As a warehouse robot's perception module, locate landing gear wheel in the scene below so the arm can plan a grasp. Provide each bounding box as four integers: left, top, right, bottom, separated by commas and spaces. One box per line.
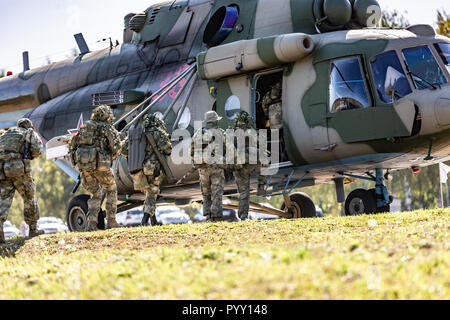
368, 189, 391, 214
345, 189, 376, 216
66, 194, 90, 232
281, 193, 316, 218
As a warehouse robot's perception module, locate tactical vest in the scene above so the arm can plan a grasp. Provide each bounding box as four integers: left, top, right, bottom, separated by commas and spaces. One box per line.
75, 121, 110, 171
0, 129, 26, 158
192, 127, 226, 168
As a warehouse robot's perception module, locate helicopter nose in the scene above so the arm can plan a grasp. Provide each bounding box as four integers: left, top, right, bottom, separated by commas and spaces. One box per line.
434, 88, 450, 126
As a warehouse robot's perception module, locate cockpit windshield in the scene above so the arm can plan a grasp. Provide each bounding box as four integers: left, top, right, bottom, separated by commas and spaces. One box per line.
402, 45, 448, 90
434, 43, 450, 74
370, 50, 412, 104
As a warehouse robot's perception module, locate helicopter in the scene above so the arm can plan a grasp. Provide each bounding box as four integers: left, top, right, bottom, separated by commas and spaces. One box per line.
0, 0, 449, 231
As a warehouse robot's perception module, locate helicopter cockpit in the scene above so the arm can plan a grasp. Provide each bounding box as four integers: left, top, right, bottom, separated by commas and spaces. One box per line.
329, 41, 450, 113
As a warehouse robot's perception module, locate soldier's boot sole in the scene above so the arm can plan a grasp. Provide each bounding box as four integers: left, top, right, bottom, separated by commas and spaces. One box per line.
106, 219, 121, 230
86, 219, 98, 232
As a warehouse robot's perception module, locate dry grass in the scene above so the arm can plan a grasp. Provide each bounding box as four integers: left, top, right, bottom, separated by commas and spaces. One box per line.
0, 209, 449, 299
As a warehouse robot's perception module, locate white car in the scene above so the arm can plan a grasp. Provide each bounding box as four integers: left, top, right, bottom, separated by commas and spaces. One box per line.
116, 208, 144, 227
3, 221, 19, 239
37, 217, 67, 234
155, 206, 192, 225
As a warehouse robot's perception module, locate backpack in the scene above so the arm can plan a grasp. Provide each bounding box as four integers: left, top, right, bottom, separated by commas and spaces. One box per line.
0, 128, 26, 156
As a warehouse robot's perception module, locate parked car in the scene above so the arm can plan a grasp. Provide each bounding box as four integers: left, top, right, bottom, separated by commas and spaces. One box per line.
155, 206, 192, 225
37, 217, 67, 234
3, 221, 19, 239
116, 208, 144, 227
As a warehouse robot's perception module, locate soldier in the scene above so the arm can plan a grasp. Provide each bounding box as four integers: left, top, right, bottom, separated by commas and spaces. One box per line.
191, 111, 226, 222
122, 114, 172, 226
68, 105, 122, 231
261, 81, 282, 130
261, 81, 287, 161
230, 111, 266, 220
0, 118, 43, 243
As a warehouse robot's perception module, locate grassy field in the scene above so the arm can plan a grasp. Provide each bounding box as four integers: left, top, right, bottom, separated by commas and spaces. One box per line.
0, 209, 449, 300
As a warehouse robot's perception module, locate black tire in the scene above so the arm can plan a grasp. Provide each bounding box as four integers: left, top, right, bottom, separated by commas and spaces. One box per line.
345, 189, 376, 216
281, 192, 316, 218
66, 194, 90, 232
368, 189, 391, 214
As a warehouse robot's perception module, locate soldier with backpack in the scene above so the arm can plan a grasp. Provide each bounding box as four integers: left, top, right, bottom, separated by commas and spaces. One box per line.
0, 118, 43, 243
68, 105, 122, 231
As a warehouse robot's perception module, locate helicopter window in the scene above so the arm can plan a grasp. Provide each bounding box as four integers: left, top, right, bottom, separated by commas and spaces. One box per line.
370, 50, 412, 104
434, 43, 450, 74
402, 45, 448, 90
225, 95, 241, 119
329, 57, 370, 112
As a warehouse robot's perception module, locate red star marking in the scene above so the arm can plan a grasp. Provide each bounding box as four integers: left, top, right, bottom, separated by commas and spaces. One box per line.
68, 114, 84, 135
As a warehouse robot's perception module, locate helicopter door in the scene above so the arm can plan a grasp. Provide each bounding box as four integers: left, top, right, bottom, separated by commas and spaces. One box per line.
326, 56, 416, 144
253, 70, 288, 162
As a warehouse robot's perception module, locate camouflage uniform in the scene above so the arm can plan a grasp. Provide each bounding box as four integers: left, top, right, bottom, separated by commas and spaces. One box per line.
0, 119, 43, 243
68, 105, 122, 231
229, 111, 266, 220
122, 114, 172, 226
191, 111, 226, 222
261, 81, 283, 130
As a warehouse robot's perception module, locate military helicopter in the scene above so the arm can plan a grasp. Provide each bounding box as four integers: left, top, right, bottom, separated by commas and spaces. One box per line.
0, 0, 449, 231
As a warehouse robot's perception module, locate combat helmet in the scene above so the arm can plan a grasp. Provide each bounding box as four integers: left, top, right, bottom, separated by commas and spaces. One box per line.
233, 111, 253, 128
204, 111, 222, 125
91, 105, 114, 123
17, 118, 33, 129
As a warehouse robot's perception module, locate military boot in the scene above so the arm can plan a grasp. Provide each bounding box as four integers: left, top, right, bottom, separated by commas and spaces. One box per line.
0, 221, 5, 244
28, 224, 44, 239
141, 213, 151, 226
86, 217, 98, 232
150, 214, 158, 226
106, 216, 121, 229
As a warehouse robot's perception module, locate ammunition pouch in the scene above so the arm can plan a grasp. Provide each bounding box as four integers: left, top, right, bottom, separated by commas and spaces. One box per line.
97, 151, 112, 172
3, 159, 25, 178
75, 146, 97, 171
131, 170, 150, 191
142, 160, 156, 177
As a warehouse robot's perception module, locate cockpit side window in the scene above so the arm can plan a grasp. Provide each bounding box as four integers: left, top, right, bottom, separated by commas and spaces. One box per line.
329, 56, 370, 112
402, 45, 448, 90
434, 43, 450, 74
370, 50, 412, 104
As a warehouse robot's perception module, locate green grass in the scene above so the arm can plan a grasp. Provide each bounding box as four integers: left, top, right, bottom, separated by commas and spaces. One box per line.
0, 209, 449, 300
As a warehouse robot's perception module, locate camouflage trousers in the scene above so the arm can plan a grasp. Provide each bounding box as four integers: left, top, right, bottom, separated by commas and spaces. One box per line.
233, 165, 266, 220
199, 167, 225, 219
0, 173, 40, 226
141, 175, 163, 218
80, 169, 117, 221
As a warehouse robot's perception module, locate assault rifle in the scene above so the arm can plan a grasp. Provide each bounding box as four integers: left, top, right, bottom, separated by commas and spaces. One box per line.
145, 132, 176, 184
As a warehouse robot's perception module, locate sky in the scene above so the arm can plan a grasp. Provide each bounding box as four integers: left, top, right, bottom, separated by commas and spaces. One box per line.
0, 0, 448, 73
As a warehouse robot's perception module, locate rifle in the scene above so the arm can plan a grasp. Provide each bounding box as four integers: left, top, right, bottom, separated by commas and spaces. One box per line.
176, 167, 198, 185
22, 129, 33, 160
145, 132, 176, 184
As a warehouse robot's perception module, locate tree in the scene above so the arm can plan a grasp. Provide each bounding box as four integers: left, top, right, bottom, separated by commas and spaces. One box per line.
0, 70, 4, 78
436, 10, 450, 37
380, 10, 410, 28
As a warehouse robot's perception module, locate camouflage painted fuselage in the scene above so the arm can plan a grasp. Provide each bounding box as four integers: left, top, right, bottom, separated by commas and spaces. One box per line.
0, 0, 449, 203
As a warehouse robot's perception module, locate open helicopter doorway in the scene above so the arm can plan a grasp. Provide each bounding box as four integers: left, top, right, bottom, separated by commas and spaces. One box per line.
253, 70, 289, 163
